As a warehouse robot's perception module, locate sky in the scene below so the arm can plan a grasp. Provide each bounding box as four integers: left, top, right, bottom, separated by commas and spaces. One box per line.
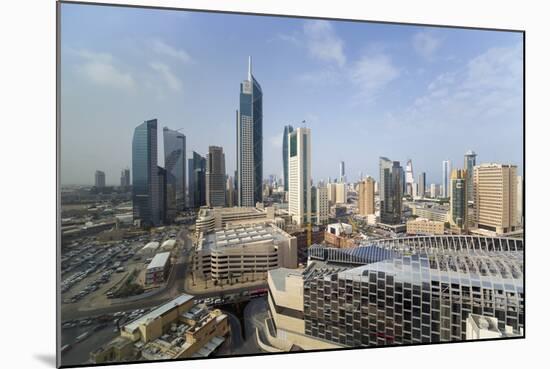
60, 3, 523, 186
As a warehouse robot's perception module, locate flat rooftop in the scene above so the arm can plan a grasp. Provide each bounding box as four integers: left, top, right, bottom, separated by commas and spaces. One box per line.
269, 268, 303, 292
198, 224, 289, 252
146, 252, 171, 270
124, 294, 194, 333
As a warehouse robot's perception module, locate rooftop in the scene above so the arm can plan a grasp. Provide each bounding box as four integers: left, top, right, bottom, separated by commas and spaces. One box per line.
198, 224, 289, 252
269, 268, 303, 292
124, 294, 194, 333
147, 252, 171, 270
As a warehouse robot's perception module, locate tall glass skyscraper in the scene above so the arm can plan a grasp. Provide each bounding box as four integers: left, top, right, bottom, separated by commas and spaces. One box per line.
206, 146, 226, 207
450, 169, 468, 232
282, 125, 294, 192
442, 160, 452, 198
188, 151, 206, 209
163, 127, 186, 221
379, 157, 403, 224
464, 150, 477, 203
237, 57, 263, 206
132, 119, 160, 227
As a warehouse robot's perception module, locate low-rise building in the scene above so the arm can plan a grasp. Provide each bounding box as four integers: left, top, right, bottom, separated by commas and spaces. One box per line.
324, 223, 354, 248
90, 294, 229, 363
406, 217, 445, 235
194, 223, 297, 283
145, 252, 171, 285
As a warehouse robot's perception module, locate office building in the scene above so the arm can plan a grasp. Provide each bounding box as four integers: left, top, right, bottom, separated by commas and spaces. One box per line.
188, 152, 206, 209
411, 204, 449, 223
95, 170, 106, 188
157, 166, 167, 224
194, 224, 297, 283
473, 164, 518, 234
91, 294, 229, 363
163, 128, 186, 220
430, 183, 438, 198
120, 168, 130, 189
282, 125, 294, 192
205, 146, 226, 207
418, 172, 426, 198
405, 159, 414, 196
450, 169, 468, 233
406, 218, 445, 235
316, 186, 329, 225
339, 161, 346, 183
288, 127, 311, 226
226, 176, 235, 207
358, 177, 375, 216
237, 57, 263, 207
327, 182, 337, 204
379, 157, 403, 224
335, 182, 347, 204
442, 160, 452, 198
132, 119, 160, 227
464, 150, 477, 203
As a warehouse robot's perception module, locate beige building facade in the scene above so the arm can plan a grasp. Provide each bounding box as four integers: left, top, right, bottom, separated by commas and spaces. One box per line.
406, 218, 445, 235
358, 176, 375, 216
473, 164, 518, 234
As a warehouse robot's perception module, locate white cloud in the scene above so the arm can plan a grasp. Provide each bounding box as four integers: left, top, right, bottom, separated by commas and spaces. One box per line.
149, 62, 182, 92
303, 20, 346, 67
403, 42, 522, 128
150, 39, 192, 64
413, 31, 441, 60
75, 49, 135, 91
349, 54, 399, 101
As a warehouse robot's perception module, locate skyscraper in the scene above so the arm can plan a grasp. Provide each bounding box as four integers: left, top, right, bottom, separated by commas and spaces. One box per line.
120, 168, 130, 189
288, 127, 311, 226
226, 176, 235, 207
464, 150, 477, 203
206, 146, 226, 207
236, 57, 263, 207
379, 157, 403, 224
450, 169, 468, 233
474, 164, 518, 234
316, 185, 329, 225
442, 160, 452, 198
405, 159, 414, 196
95, 170, 106, 188
157, 166, 167, 224
418, 172, 426, 198
358, 176, 375, 216
339, 161, 345, 183
132, 119, 159, 227
188, 152, 206, 209
163, 128, 186, 220
282, 125, 294, 192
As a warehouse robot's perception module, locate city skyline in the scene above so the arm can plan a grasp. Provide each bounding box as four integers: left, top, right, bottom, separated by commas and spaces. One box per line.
60, 4, 523, 187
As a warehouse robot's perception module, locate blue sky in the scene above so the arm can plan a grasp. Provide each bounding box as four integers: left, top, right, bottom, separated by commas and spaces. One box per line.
60, 3, 523, 186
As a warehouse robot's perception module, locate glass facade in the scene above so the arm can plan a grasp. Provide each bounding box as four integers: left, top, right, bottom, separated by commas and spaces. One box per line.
304, 236, 524, 347
163, 127, 186, 221
237, 58, 263, 206
189, 151, 206, 209
464, 151, 477, 203
132, 119, 160, 227
282, 125, 294, 192
380, 157, 403, 224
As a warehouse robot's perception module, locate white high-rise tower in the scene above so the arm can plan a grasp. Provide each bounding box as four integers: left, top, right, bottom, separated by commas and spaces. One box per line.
288, 127, 312, 226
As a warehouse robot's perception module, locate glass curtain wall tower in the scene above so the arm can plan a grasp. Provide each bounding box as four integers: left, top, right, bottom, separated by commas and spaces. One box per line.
379, 157, 403, 224
132, 119, 160, 227
163, 127, 186, 221
282, 125, 294, 192
206, 146, 226, 207
464, 150, 477, 203
237, 57, 263, 206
